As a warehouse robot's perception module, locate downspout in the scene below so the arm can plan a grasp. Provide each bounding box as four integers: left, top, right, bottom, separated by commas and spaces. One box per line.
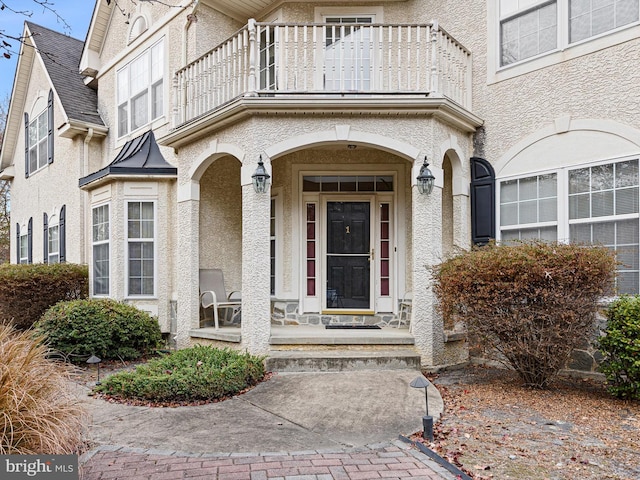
80, 127, 94, 265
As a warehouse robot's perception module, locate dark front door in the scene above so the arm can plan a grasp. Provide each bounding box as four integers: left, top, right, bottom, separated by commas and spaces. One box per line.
326, 201, 371, 309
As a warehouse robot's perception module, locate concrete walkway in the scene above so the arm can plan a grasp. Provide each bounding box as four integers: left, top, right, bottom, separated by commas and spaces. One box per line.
76, 370, 457, 479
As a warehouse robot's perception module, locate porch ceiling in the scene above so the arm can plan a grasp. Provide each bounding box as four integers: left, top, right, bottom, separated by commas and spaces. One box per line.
200, 0, 406, 22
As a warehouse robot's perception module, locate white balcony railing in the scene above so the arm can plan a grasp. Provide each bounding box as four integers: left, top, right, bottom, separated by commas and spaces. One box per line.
173, 20, 472, 127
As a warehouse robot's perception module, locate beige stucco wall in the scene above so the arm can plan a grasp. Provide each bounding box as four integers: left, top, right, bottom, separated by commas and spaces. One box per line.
175, 109, 472, 364
419, 0, 640, 170
8, 51, 90, 266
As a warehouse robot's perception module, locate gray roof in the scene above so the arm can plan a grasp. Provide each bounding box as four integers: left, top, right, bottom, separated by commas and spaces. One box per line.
26, 21, 104, 126
79, 130, 177, 187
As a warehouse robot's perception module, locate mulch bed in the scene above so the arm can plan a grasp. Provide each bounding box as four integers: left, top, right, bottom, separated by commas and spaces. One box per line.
412, 365, 639, 480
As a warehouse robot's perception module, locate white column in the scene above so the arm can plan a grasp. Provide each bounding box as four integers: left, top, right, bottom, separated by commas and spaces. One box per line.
240, 164, 271, 355
176, 188, 200, 348
411, 172, 445, 367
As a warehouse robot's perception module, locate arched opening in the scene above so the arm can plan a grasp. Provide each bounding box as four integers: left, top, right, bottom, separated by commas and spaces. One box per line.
267, 144, 411, 327
198, 154, 242, 326
442, 155, 454, 259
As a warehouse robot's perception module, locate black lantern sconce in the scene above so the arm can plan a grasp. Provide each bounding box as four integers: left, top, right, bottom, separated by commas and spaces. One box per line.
416, 156, 435, 195
252, 155, 271, 193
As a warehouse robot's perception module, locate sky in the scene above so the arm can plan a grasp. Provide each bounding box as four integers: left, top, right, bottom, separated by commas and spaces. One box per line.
0, 0, 95, 101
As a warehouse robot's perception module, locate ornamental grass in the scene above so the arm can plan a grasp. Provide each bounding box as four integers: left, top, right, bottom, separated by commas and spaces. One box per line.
0, 324, 86, 454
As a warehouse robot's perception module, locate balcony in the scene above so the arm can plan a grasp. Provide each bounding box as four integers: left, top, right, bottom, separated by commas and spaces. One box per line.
167, 20, 476, 145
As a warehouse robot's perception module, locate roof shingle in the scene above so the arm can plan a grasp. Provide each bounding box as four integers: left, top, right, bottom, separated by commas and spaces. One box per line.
26, 21, 104, 126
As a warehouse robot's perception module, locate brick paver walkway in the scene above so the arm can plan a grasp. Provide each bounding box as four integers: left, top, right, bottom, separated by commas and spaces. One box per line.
79, 441, 455, 480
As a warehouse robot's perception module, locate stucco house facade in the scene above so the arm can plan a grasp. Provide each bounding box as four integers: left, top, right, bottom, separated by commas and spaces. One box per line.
1, 0, 639, 371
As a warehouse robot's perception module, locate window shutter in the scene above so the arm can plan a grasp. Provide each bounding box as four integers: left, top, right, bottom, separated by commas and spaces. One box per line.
470, 157, 496, 245
59, 205, 66, 263
15, 223, 20, 263
47, 89, 54, 165
24, 113, 29, 178
43, 213, 48, 263
27, 217, 33, 264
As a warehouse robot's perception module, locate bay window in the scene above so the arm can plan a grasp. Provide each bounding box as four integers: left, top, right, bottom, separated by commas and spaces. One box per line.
127, 201, 155, 296
92, 204, 110, 296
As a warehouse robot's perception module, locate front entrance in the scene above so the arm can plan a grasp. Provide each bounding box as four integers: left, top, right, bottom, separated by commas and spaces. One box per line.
325, 200, 372, 311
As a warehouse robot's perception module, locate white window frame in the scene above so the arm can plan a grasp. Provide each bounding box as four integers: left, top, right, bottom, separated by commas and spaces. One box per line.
497, 156, 640, 293
125, 200, 156, 298
489, 0, 640, 81
92, 203, 110, 297
117, 38, 164, 138
28, 109, 48, 175
270, 188, 284, 298
19, 233, 28, 264
48, 223, 60, 264
314, 7, 383, 91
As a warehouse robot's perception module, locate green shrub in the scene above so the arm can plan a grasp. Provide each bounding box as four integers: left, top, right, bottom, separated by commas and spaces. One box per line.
95, 345, 265, 403
599, 295, 640, 399
0, 263, 88, 330
34, 299, 162, 361
0, 324, 86, 454
433, 241, 616, 388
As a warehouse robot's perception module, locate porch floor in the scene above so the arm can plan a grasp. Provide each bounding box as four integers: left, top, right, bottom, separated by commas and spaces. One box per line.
189, 325, 414, 345
270, 325, 414, 345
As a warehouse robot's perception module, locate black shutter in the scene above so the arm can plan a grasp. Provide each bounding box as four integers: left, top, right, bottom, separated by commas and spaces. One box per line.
27, 217, 33, 264
47, 89, 54, 165
24, 113, 29, 178
15, 223, 20, 263
59, 205, 66, 263
43, 213, 48, 263
470, 157, 496, 245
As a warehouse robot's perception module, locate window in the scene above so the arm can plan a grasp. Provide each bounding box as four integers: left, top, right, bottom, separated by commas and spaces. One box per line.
127, 201, 155, 296
570, 0, 639, 43
499, 0, 640, 66
270, 197, 276, 296
499, 173, 558, 241
27, 110, 48, 173
306, 203, 317, 297
44, 207, 65, 264
48, 225, 59, 264
92, 204, 110, 296
16, 218, 32, 264
324, 16, 373, 90
498, 158, 640, 293
24, 90, 53, 177
568, 160, 639, 293
303, 175, 393, 192
117, 40, 164, 137
19, 233, 28, 264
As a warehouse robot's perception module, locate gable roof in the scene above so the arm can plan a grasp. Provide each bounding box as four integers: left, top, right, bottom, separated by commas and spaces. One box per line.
25, 22, 104, 126
1, 21, 107, 173
79, 130, 177, 188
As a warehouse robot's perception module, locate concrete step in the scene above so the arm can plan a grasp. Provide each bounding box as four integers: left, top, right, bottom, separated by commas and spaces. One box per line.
265, 349, 421, 372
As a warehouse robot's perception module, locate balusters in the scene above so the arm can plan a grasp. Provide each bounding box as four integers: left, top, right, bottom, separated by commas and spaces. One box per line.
172, 20, 472, 125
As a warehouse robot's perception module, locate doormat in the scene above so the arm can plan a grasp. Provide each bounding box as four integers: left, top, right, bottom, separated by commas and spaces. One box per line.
325, 325, 381, 329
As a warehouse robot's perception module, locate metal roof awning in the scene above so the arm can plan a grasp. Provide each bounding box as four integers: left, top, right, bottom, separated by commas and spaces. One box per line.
79, 130, 177, 187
